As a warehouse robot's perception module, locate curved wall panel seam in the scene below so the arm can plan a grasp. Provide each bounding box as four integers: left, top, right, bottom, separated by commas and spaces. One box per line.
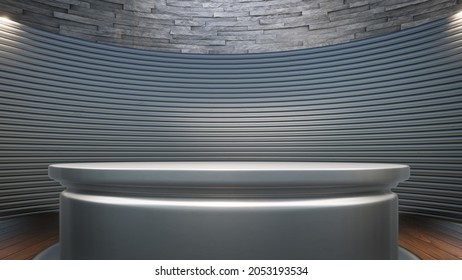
0, 17, 461, 221
3, 44, 460, 79
3, 51, 462, 82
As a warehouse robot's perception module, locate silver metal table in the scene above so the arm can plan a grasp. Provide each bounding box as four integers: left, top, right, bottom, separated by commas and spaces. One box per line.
49, 161, 410, 259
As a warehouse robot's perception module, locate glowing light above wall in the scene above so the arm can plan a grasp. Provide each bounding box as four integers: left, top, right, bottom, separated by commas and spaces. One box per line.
0, 16, 12, 23
0, 16, 18, 30
455, 10, 462, 18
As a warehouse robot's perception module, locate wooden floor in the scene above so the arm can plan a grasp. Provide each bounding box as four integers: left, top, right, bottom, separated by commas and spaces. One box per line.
0, 213, 460, 259
398, 214, 462, 260
0, 213, 59, 260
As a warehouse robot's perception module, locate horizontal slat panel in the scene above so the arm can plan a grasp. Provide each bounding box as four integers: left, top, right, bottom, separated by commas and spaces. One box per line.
0, 17, 461, 220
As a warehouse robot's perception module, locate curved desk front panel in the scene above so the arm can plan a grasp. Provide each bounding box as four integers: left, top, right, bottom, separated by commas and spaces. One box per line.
50, 162, 409, 259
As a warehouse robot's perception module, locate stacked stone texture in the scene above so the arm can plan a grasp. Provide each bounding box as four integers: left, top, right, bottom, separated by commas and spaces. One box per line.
1, 0, 461, 53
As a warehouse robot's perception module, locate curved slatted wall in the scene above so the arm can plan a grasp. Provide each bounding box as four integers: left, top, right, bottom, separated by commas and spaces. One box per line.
0, 17, 461, 221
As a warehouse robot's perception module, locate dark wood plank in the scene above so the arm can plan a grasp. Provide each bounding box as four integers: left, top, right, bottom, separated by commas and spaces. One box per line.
398, 214, 462, 260
398, 229, 460, 259
0, 213, 59, 259
399, 240, 438, 260
400, 215, 462, 251
425, 218, 462, 235
0, 224, 58, 255
5, 235, 59, 260
0, 219, 51, 243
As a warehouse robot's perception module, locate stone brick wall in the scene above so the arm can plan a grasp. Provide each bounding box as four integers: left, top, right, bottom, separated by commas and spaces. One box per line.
1, 0, 462, 53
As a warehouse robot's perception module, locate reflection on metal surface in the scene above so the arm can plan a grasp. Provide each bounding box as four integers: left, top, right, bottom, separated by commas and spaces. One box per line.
62, 190, 397, 208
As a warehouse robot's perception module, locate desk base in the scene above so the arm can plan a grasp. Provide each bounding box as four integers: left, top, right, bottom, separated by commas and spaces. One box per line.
34, 243, 419, 260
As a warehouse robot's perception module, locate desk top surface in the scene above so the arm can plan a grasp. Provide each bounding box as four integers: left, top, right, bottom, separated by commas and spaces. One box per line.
50, 161, 407, 171
49, 162, 410, 191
